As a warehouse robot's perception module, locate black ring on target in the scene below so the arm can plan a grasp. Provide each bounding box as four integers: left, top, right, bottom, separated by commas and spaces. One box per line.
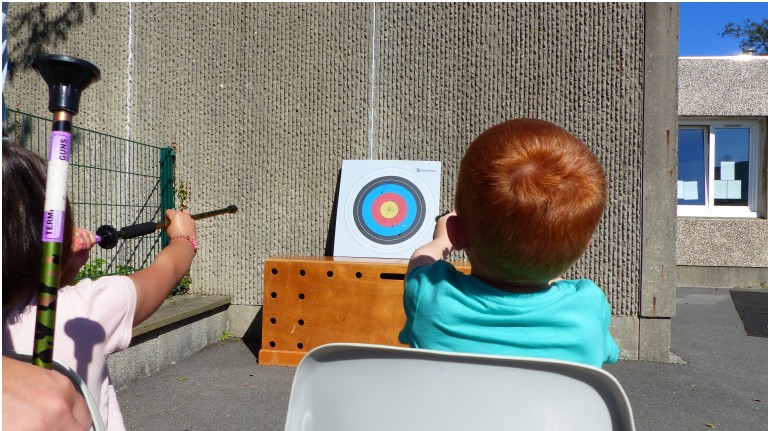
352, 175, 427, 244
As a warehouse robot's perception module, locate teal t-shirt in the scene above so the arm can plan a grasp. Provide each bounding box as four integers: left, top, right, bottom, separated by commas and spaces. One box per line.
399, 260, 620, 368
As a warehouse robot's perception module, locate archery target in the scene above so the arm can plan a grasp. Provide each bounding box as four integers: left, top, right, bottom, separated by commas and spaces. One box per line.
334, 160, 441, 258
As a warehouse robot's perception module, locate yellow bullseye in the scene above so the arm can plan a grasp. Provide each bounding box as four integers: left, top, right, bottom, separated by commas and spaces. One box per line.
380, 201, 399, 219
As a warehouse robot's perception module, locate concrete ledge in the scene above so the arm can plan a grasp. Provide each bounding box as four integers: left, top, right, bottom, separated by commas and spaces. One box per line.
132, 294, 232, 337
226, 303, 262, 339
639, 317, 672, 362
109, 295, 231, 388
611, 316, 640, 361
677, 265, 768, 289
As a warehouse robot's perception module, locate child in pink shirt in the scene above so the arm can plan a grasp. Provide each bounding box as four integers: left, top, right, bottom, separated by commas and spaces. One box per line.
2, 141, 199, 430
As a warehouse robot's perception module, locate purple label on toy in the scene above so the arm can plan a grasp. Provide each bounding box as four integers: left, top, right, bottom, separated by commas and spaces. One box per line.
49, 131, 71, 162
42, 210, 65, 242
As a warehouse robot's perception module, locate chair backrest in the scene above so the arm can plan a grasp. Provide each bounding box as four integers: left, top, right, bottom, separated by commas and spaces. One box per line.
3, 351, 105, 431
284, 343, 635, 431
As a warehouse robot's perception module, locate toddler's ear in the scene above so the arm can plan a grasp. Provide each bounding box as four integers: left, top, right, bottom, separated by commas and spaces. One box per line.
446, 214, 468, 251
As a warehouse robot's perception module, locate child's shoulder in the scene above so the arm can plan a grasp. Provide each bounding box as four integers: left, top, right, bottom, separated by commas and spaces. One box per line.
67, 275, 134, 290
552, 278, 606, 297
58, 275, 137, 323
407, 259, 458, 276
405, 260, 464, 290
60, 275, 136, 302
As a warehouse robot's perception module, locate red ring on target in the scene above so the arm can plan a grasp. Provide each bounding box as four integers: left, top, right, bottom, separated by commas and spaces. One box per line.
371, 192, 407, 227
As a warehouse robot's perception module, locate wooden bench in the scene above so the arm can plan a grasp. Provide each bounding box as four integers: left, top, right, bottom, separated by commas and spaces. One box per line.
259, 256, 470, 366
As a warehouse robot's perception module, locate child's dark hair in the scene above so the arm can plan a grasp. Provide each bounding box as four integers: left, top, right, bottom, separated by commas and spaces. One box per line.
2, 141, 73, 307
455, 118, 606, 284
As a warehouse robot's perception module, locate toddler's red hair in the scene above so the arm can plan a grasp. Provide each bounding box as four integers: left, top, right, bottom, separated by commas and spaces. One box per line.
455, 118, 606, 284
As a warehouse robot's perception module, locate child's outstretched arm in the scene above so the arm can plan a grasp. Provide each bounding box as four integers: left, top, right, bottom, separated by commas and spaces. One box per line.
407, 210, 462, 274
129, 209, 197, 326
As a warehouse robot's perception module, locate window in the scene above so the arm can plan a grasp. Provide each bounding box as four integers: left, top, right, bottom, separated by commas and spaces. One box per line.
677, 119, 762, 217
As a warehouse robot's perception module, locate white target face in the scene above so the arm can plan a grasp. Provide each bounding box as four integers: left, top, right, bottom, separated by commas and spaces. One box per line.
334, 161, 441, 258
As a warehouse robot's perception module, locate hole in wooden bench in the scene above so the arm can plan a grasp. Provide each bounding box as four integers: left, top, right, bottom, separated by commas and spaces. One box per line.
270, 292, 277, 298
298, 293, 305, 300
355, 272, 363, 279
269, 341, 276, 347
380, 272, 405, 280
270, 317, 277, 324
327, 270, 334, 277
298, 319, 304, 325
297, 343, 304, 350
271, 268, 278, 275
299, 269, 306, 276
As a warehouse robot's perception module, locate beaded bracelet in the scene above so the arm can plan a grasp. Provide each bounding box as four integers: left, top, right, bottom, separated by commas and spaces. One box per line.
170, 235, 198, 256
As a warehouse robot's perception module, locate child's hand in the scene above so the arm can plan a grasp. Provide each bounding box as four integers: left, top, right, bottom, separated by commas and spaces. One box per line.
407, 210, 462, 274
164, 209, 197, 239
433, 210, 457, 243
71, 228, 98, 272
61, 228, 98, 286
72, 228, 98, 253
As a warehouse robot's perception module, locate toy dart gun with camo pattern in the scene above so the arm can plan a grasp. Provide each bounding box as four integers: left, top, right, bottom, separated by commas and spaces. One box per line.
31, 54, 100, 369
94, 205, 238, 249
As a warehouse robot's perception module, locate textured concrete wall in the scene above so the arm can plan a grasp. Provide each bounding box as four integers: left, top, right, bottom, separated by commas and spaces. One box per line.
5, 3, 678, 358
679, 58, 768, 116
5, 3, 128, 135
677, 218, 768, 267
677, 58, 768, 276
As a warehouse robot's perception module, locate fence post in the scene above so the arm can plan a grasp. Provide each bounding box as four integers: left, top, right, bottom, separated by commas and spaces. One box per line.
160, 147, 176, 247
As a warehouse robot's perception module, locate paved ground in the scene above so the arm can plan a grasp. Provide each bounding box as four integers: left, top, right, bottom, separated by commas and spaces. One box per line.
606, 288, 767, 431
118, 287, 768, 430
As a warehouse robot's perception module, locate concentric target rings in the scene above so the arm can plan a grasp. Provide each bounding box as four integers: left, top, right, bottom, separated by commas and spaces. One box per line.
352, 176, 426, 245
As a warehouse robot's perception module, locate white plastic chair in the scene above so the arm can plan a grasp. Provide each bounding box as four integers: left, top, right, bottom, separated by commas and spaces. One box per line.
284, 343, 635, 431
3, 351, 105, 431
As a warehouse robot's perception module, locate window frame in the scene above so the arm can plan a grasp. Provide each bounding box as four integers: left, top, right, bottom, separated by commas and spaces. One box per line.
677, 118, 761, 218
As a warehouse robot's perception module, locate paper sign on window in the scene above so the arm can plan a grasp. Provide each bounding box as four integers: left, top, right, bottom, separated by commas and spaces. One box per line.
678, 181, 700, 200
714, 180, 741, 199
683, 181, 698, 200
720, 161, 735, 181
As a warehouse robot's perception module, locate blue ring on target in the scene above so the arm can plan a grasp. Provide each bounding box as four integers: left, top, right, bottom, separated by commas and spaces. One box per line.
353, 176, 426, 244
360, 184, 418, 236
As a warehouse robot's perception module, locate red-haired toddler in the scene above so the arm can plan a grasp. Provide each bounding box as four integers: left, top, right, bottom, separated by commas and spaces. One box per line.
399, 118, 620, 368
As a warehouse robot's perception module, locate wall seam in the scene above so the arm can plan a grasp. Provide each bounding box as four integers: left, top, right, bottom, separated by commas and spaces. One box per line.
124, 2, 134, 198
366, 2, 379, 160
125, 2, 134, 140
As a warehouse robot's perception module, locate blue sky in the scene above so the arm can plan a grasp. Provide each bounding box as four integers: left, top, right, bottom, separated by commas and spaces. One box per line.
679, 2, 768, 56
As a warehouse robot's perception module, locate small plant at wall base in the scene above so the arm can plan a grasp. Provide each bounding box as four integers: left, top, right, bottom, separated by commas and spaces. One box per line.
76, 258, 107, 281
75, 249, 193, 297
76, 266, 186, 295
74, 259, 136, 283
171, 274, 192, 296
169, 178, 192, 295
176, 180, 190, 212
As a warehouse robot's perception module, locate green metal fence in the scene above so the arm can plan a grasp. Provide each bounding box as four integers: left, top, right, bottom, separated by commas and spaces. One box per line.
4, 109, 175, 277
